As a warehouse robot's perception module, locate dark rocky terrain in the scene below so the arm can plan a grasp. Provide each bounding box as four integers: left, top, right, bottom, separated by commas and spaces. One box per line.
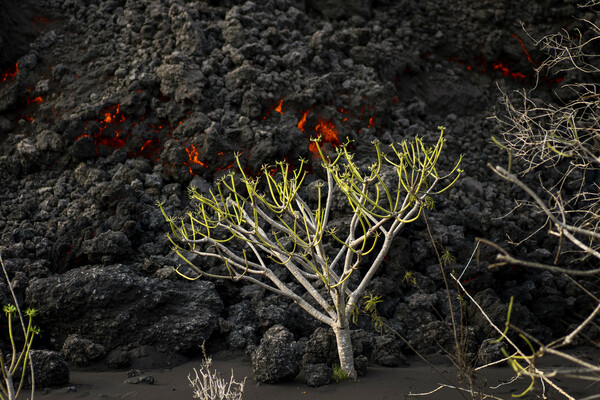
0, 0, 597, 389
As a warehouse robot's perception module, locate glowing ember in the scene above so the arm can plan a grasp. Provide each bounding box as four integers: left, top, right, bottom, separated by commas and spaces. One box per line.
511, 33, 535, 65
492, 62, 526, 79
216, 162, 235, 172
102, 104, 125, 124
446, 32, 539, 81
185, 144, 209, 168
309, 118, 342, 155
368, 116, 375, 128
27, 96, 43, 104
92, 104, 129, 148
274, 99, 284, 114
0, 63, 19, 83
297, 110, 310, 131
315, 118, 340, 146
97, 136, 126, 148
131, 138, 162, 161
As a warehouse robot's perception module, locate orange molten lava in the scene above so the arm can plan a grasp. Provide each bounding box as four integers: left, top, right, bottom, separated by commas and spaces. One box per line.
274, 99, 284, 114
308, 142, 319, 155
102, 104, 125, 124
95, 104, 128, 148
185, 144, 209, 168
28, 96, 43, 104
315, 118, 340, 146
310, 118, 341, 155
298, 110, 310, 131
1, 63, 19, 83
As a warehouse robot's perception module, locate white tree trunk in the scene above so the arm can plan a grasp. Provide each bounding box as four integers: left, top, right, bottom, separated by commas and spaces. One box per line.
332, 324, 357, 379
5, 370, 16, 400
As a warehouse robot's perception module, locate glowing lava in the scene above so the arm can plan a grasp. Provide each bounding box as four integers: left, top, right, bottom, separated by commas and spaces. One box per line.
297, 110, 310, 131
74, 103, 130, 152
446, 34, 543, 81
315, 118, 340, 146
491, 62, 526, 79
27, 95, 43, 105
511, 33, 535, 65
0, 63, 19, 83
101, 104, 125, 124
131, 138, 162, 161
185, 144, 209, 174
274, 99, 284, 114
308, 118, 341, 155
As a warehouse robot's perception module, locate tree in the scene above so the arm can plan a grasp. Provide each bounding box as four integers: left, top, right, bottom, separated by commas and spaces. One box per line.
491, 15, 600, 274
0, 255, 39, 400
484, 8, 600, 396
159, 128, 461, 379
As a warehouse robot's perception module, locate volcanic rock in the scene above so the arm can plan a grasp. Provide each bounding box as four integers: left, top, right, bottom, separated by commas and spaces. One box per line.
61, 334, 106, 367
373, 335, 408, 367
251, 324, 301, 383
0, 0, 592, 378
304, 363, 332, 387
23, 350, 70, 389
307, 0, 372, 19
26, 265, 222, 358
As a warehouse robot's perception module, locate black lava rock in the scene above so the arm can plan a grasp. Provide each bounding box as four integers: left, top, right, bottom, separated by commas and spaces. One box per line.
26, 265, 223, 358
251, 324, 301, 383
304, 363, 332, 387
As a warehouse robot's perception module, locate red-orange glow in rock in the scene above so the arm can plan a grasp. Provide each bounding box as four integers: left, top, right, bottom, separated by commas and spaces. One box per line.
136, 138, 162, 160
96, 136, 126, 148
0, 63, 19, 83
274, 99, 284, 114
28, 96, 43, 104
315, 118, 340, 146
492, 62, 526, 79
298, 110, 310, 131
102, 104, 125, 124
216, 162, 235, 172
185, 144, 209, 168
511, 33, 535, 65
368, 116, 375, 128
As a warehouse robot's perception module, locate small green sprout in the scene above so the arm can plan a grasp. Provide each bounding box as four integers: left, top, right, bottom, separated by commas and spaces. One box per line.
403, 271, 417, 286
2, 305, 16, 316
441, 250, 456, 267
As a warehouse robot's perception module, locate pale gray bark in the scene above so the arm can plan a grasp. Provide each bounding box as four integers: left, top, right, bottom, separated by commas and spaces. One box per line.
333, 324, 357, 379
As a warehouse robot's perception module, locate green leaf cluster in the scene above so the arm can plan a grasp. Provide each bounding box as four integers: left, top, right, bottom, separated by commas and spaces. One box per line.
0, 304, 39, 400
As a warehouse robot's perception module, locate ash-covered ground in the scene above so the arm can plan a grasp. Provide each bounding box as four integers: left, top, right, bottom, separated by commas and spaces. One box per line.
0, 0, 597, 387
